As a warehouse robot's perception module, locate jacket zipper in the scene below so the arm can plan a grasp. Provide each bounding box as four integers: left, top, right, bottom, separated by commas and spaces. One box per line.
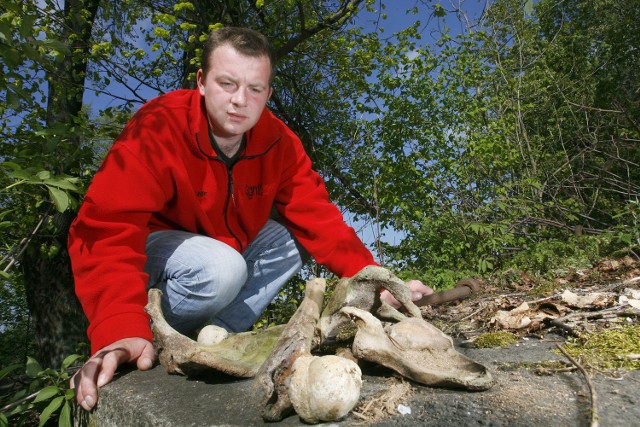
223, 162, 243, 252
195, 132, 282, 252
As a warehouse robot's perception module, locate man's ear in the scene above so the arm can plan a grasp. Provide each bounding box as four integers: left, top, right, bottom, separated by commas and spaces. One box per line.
196, 69, 205, 95
268, 86, 273, 100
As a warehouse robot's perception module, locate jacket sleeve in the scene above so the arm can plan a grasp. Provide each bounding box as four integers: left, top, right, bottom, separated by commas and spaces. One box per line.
68, 142, 167, 355
273, 131, 377, 277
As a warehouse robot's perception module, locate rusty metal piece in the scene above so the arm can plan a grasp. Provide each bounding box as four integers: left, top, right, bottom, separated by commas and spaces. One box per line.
415, 278, 481, 307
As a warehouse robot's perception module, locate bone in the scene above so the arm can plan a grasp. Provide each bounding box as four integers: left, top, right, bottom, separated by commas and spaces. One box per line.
319, 265, 421, 343
146, 266, 495, 424
145, 288, 284, 377
254, 277, 326, 422
341, 306, 495, 391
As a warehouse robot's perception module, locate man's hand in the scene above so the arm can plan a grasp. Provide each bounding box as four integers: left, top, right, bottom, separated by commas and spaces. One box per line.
380, 279, 433, 309
71, 337, 156, 411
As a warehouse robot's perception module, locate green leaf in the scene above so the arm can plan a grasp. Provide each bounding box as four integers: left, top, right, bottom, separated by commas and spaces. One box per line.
19, 14, 37, 38
64, 388, 75, 400
0, 161, 22, 171
61, 354, 83, 370
43, 177, 79, 192
36, 170, 52, 180
524, 0, 534, 15
0, 412, 9, 427
38, 396, 64, 427
0, 363, 22, 380
26, 357, 43, 378
47, 186, 70, 212
6, 88, 20, 108
41, 39, 70, 54
33, 386, 61, 403
433, 4, 446, 18
7, 168, 35, 181
58, 401, 71, 427
174, 2, 195, 12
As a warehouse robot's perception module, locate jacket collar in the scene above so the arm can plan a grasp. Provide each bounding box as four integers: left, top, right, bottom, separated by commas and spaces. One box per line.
189, 89, 283, 160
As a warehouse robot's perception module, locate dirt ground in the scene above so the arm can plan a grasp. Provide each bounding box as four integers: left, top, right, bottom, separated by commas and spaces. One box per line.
85, 256, 640, 427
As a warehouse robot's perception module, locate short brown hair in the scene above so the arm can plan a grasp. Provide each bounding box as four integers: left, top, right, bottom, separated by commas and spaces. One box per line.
201, 27, 275, 83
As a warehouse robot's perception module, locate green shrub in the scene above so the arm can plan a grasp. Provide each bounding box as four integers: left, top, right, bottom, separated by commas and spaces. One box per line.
0, 354, 85, 427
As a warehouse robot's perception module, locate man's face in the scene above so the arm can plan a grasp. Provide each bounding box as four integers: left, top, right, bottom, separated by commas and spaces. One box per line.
197, 44, 273, 144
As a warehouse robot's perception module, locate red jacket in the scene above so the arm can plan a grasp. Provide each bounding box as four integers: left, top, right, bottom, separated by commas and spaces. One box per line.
68, 89, 376, 354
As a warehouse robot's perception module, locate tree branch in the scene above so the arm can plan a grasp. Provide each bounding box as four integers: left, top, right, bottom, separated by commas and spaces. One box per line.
274, 0, 365, 61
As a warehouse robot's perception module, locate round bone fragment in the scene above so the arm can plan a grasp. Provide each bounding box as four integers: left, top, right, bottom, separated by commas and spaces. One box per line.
196, 325, 229, 346
288, 355, 362, 424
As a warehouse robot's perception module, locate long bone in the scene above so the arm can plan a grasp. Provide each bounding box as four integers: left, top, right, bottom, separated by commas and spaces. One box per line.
253, 277, 326, 422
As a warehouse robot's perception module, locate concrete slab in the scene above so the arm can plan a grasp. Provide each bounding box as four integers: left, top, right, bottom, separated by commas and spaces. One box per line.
76, 336, 640, 426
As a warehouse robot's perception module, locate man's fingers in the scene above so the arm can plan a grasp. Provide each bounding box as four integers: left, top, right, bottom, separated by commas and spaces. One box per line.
380, 289, 401, 308
406, 279, 433, 298
380, 279, 434, 308
72, 356, 105, 410
96, 350, 124, 387
71, 338, 156, 412
136, 342, 156, 371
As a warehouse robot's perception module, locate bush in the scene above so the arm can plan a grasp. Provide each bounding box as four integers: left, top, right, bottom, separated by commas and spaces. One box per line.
0, 354, 85, 427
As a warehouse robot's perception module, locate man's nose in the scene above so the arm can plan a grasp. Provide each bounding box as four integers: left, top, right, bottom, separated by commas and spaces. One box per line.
231, 87, 247, 106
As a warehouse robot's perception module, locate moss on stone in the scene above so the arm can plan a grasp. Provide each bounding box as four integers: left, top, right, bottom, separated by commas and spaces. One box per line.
473, 331, 518, 348
561, 324, 640, 370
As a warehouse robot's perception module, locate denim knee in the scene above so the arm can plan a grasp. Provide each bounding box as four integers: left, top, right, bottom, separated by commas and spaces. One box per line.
196, 244, 248, 309
145, 231, 249, 333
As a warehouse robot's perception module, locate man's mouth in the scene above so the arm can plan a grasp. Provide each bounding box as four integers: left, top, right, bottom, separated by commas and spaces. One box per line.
228, 112, 246, 121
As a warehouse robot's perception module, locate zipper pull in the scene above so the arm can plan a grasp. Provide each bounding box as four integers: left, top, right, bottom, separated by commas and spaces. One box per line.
229, 169, 236, 209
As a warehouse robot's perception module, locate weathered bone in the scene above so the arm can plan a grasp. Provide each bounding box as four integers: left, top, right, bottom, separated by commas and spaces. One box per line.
319, 265, 421, 343
145, 288, 284, 377
146, 266, 495, 424
341, 306, 495, 391
254, 277, 326, 422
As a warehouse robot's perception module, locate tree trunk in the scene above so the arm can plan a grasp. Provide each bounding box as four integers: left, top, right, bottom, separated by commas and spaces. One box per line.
22, 0, 100, 368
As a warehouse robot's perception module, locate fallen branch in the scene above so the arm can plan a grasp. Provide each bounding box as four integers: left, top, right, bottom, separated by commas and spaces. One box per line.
549, 318, 581, 337
601, 276, 640, 292
554, 305, 635, 324
556, 344, 600, 427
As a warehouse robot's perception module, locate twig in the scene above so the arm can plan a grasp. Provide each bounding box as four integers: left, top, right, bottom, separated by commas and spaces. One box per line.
550, 318, 581, 337
456, 306, 485, 322
622, 276, 640, 286
601, 276, 640, 292
1, 214, 48, 273
525, 295, 558, 305
556, 306, 627, 323
556, 344, 600, 427
0, 390, 39, 413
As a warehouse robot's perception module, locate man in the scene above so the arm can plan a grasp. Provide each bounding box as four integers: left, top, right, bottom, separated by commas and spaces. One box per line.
69, 27, 431, 411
